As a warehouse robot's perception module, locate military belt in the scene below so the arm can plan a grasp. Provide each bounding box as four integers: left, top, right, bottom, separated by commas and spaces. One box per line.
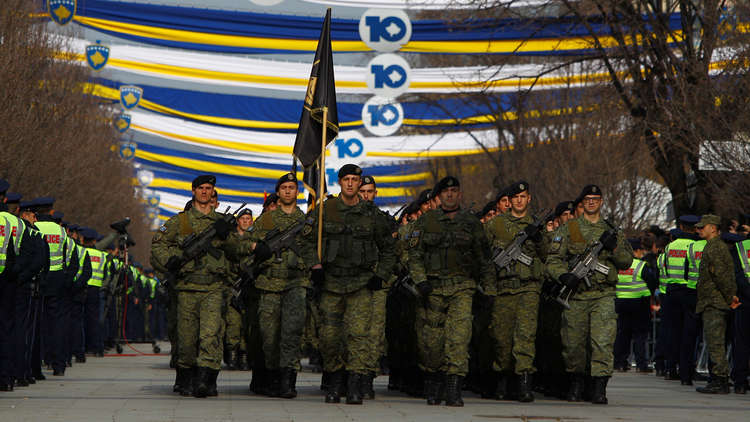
326, 266, 362, 277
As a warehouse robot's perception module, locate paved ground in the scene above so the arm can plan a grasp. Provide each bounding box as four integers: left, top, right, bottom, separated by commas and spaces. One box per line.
1, 342, 748, 422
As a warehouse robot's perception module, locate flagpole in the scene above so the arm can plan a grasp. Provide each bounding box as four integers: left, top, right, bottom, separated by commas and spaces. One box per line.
317, 106, 328, 260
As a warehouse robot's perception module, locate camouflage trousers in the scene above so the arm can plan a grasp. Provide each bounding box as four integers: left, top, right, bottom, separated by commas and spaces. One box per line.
177, 288, 225, 370
415, 289, 473, 376
258, 286, 306, 370
561, 295, 616, 377
702, 307, 730, 377
223, 304, 245, 352
319, 287, 372, 374
490, 291, 540, 374
167, 287, 178, 360
365, 289, 387, 374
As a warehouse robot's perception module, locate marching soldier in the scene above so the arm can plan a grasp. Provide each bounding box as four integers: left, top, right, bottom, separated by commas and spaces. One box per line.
545, 185, 632, 404
303, 164, 396, 405
484, 181, 546, 402
151, 175, 236, 398
408, 176, 496, 407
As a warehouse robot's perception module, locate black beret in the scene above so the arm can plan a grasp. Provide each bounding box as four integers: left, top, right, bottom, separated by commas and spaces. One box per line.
237, 208, 253, 218
416, 189, 431, 206
404, 201, 420, 216
579, 184, 603, 198
192, 174, 216, 189
628, 238, 642, 250
495, 188, 510, 202
554, 201, 575, 217
275, 172, 298, 192
361, 175, 376, 187
433, 176, 460, 195
337, 164, 362, 179
479, 201, 497, 218
507, 180, 530, 196
0, 179, 8, 194
263, 193, 279, 208
5, 192, 21, 203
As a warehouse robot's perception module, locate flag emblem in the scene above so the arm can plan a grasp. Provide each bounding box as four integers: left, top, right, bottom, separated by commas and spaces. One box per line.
48, 0, 76, 26
120, 85, 143, 110
86, 42, 110, 71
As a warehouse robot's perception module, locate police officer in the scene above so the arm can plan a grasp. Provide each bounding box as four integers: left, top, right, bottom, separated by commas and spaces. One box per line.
694, 215, 740, 394
70, 227, 93, 363
408, 176, 496, 407
303, 164, 397, 405
83, 229, 108, 357
484, 181, 546, 402
151, 174, 235, 398
661, 215, 700, 384
545, 185, 633, 404
732, 230, 750, 394
35, 197, 79, 376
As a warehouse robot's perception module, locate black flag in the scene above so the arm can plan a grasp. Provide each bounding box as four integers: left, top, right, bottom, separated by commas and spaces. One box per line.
293, 8, 339, 168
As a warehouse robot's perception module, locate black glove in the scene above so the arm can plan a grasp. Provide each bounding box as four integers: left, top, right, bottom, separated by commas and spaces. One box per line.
559, 272, 580, 292
165, 256, 182, 273
523, 223, 543, 243
213, 217, 235, 240
253, 240, 273, 262
416, 281, 433, 298
367, 275, 385, 291
311, 267, 325, 286
599, 230, 618, 252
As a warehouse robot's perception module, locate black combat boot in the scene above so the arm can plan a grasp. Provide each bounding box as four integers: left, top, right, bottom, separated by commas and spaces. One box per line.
325, 370, 344, 403
424, 372, 441, 405
567, 373, 584, 402
173, 367, 185, 393
226, 348, 238, 370
444, 374, 464, 407
193, 367, 211, 398
320, 371, 331, 391
494, 372, 508, 400
696, 377, 730, 394
267, 369, 282, 397
237, 351, 249, 371
360, 373, 375, 400
665, 368, 680, 380
346, 372, 363, 404
180, 368, 195, 397
169, 353, 177, 369
518, 372, 535, 403
278, 368, 297, 399
207, 369, 219, 397
590, 376, 609, 404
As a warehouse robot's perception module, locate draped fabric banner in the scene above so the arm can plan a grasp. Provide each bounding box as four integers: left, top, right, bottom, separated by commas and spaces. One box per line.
299, 0, 547, 9
65, 0, 684, 55
64, 37, 613, 93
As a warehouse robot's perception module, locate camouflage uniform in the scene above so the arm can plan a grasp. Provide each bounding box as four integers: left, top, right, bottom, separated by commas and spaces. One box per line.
408, 208, 496, 376
303, 195, 396, 375
696, 237, 736, 378
485, 213, 546, 375
151, 207, 230, 372
545, 216, 632, 378
238, 206, 313, 371
223, 231, 246, 365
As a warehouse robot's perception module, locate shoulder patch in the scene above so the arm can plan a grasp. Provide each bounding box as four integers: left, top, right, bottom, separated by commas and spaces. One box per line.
553, 236, 561, 242
159, 225, 167, 233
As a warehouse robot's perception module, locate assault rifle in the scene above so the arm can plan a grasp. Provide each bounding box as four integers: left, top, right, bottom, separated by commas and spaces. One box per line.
491, 209, 552, 270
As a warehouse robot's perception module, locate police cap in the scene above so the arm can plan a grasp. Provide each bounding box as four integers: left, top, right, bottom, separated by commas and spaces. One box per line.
677, 215, 700, 226
191, 174, 216, 189
5, 192, 21, 204
337, 164, 362, 179
433, 176, 460, 196
628, 238, 642, 251
275, 173, 298, 192
554, 201, 575, 217
68, 223, 80, 231
263, 193, 279, 208
51, 211, 64, 223
19, 200, 36, 212
579, 184, 603, 198
361, 175, 376, 187
0, 179, 9, 195
508, 181, 530, 196
81, 227, 99, 240
34, 197, 55, 209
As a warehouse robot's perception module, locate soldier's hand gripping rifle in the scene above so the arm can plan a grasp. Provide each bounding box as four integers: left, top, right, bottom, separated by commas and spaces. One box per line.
550, 228, 616, 309
163, 204, 248, 287
491, 209, 552, 270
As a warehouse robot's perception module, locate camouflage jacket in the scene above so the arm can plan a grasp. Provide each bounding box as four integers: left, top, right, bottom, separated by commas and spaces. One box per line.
485, 212, 547, 294
245, 206, 313, 292
408, 208, 496, 295
545, 216, 633, 299
150, 206, 231, 291
303, 195, 397, 294
696, 237, 737, 313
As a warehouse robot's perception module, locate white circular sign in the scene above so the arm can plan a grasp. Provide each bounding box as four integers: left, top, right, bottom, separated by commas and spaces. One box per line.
362, 96, 403, 137
358, 9, 412, 53
365, 54, 411, 98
